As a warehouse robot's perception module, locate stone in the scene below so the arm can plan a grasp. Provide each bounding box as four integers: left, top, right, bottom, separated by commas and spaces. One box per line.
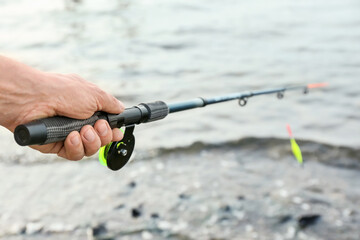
25, 222, 43, 235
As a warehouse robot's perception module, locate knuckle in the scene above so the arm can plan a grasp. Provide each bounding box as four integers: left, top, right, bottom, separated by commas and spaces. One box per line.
84, 140, 101, 157
100, 137, 112, 147
67, 73, 83, 80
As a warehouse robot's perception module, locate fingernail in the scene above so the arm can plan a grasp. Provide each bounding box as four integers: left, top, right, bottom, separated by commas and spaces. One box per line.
97, 122, 108, 137
71, 135, 80, 146
84, 128, 95, 142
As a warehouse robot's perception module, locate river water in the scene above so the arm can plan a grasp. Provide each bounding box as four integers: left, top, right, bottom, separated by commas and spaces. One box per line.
0, 0, 359, 239
1, 0, 359, 152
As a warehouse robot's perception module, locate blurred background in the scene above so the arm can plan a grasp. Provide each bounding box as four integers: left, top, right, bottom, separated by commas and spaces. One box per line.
0, 0, 359, 239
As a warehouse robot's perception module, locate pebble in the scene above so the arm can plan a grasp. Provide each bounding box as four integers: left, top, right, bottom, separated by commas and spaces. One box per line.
301, 203, 311, 210
155, 162, 165, 170
274, 233, 284, 240
45, 223, 74, 233
141, 231, 153, 240
278, 215, 292, 224
7, 223, 26, 235
92, 223, 107, 236
207, 215, 218, 225
298, 214, 321, 229
25, 222, 43, 235
199, 205, 208, 213
298, 232, 309, 240
275, 180, 284, 187
221, 205, 232, 212
237, 195, 245, 200
131, 207, 142, 218
172, 221, 188, 231
233, 211, 245, 220
245, 224, 254, 232
285, 226, 296, 239
128, 181, 137, 188
158, 221, 172, 230
178, 193, 191, 199
279, 189, 289, 198
342, 208, 355, 217
150, 213, 160, 219
292, 196, 303, 204
335, 220, 343, 227
193, 181, 201, 189
114, 203, 126, 209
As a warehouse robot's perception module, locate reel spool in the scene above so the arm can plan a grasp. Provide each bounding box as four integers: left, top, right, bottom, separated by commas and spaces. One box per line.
99, 126, 136, 171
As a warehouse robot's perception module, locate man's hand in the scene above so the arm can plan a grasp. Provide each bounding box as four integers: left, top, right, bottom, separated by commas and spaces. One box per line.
0, 55, 124, 160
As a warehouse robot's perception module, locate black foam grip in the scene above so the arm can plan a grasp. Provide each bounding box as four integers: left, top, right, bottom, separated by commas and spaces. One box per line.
14, 112, 107, 146
42, 113, 107, 144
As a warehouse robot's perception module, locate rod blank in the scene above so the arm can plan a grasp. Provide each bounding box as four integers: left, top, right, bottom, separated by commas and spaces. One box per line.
14, 84, 321, 146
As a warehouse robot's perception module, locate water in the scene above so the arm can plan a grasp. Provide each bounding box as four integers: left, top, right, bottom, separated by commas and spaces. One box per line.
0, 0, 359, 154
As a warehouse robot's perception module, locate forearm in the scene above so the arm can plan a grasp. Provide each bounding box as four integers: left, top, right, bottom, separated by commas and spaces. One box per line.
0, 55, 55, 131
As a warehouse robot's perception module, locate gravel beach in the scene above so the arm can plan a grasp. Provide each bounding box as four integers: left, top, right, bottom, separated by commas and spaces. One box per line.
0, 139, 359, 240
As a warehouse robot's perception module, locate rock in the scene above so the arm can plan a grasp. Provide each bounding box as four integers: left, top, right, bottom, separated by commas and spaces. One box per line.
245, 224, 254, 233
158, 221, 172, 230
171, 221, 188, 232
233, 211, 245, 220
131, 207, 142, 218
114, 203, 126, 210
301, 203, 311, 210
308, 197, 331, 206
305, 186, 323, 193
45, 222, 75, 233
178, 193, 191, 199
278, 215, 292, 224
128, 181, 137, 188
237, 195, 245, 200
25, 222, 43, 235
150, 213, 160, 219
142, 230, 153, 240
92, 223, 107, 236
7, 223, 26, 235
292, 196, 303, 204
342, 208, 356, 217
221, 205, 232, 212
298, 214, 321, 229
285, 226, 296, 239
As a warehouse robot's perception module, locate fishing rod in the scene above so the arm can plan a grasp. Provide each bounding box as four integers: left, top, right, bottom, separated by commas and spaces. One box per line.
14, 83, 327, 171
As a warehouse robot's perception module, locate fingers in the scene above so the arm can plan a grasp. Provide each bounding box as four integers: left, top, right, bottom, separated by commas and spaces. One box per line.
97, 91, 125, 114
58, 131, 84, 160
58, 120, 124, 160
81, 125, 101, 156
94, 120, 113, 146
112, 128, 124, 142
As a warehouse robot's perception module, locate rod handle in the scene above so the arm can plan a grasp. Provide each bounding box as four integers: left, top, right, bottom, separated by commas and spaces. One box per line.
14, 112, 108, 146
14, 101, 169, 146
